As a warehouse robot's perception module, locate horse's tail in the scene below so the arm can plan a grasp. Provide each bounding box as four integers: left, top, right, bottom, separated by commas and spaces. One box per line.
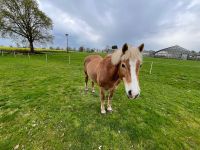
83, 57, 89, 75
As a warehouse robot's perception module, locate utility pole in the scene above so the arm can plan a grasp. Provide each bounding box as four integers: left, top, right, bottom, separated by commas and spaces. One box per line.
65, 34, 69, 53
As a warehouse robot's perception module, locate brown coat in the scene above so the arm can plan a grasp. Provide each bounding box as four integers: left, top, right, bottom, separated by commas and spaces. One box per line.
84, 55, 120, 90
83, 43, 144, 114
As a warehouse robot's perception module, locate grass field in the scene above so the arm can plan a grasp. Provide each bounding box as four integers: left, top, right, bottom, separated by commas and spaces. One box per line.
0, 52, 200, 149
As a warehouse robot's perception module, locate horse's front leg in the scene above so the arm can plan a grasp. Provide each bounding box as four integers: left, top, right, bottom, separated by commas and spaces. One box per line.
92, 81, 95, 93
107, 88, 115, 112
100, 87, 106, 114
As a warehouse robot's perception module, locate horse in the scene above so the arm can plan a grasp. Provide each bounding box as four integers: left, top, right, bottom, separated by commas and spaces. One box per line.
84, 43, 144, 114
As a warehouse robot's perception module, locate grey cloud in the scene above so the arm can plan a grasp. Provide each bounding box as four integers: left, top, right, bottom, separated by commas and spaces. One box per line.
1, 0, 200, 51
43, 0, 177, 46
40, 0, 200, 51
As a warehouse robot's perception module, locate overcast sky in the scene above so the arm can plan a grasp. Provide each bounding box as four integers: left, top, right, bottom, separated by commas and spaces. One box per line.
1, 0, 200, 51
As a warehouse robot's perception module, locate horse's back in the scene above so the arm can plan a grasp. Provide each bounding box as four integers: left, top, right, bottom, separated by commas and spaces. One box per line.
84, 55, 103, 82
84, 55, 102, 65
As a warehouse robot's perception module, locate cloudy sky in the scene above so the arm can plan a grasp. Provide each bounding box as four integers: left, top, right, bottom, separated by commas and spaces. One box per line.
1, 0, 200, 51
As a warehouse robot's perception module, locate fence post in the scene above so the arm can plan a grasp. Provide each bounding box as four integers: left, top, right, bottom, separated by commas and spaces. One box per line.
46, 53, 48, 63
149, 61, 154, 74
1, 50, 3, 56
14, 51, 16, 57
28, 53, 30, 60
69, 55, 70, 65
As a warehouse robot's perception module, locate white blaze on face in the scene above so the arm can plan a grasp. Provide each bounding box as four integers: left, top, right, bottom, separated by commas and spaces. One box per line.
123, 60, 140, 97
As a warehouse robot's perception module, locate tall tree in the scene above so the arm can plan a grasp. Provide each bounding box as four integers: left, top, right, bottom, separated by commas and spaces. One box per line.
0, 0, 53, 53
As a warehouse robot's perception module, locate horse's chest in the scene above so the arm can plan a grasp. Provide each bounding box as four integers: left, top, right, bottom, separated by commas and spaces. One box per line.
97, 73, 119, 90
97, 58, 119, 90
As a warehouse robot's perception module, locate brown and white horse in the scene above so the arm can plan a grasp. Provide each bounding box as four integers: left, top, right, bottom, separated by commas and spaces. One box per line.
84, 43, 144, 114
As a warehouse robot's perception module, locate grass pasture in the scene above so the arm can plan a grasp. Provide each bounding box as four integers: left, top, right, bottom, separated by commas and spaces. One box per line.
0, 52, 200, 149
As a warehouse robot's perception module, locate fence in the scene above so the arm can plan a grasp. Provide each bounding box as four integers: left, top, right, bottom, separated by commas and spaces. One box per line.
1, 51, 200, 75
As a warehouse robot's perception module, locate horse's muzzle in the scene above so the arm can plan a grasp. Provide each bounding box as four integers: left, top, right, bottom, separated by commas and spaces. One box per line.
127, 90, 140, 99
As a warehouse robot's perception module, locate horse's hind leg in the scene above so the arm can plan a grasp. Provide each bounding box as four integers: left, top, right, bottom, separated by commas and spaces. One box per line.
91, 81, 95, 93
100, 87, 106, 114
84, 72, 89, 91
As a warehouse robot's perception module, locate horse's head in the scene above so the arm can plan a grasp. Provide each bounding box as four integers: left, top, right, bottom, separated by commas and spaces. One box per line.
111, 43, 144, 99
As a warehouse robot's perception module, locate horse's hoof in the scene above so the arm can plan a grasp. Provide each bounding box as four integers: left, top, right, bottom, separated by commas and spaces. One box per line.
107, 108, 113, 113
107, 109, 112, 113
101, 110, 106, 114
92, 90, 95, 93
85, 88, 88, 91
107, 107, 112, 113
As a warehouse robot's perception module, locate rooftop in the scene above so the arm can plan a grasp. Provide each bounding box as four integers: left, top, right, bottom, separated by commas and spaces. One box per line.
156, 45, 190, 54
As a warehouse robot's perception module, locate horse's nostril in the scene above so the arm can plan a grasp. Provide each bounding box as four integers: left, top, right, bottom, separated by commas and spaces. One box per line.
135, 94, 139, 99
128, 90, 132, 96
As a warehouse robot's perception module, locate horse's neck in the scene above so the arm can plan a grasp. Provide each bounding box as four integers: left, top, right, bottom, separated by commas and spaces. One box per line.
101, 56, 120, 81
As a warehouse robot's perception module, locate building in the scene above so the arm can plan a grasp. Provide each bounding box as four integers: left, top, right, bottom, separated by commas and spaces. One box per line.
154, 45, 190, 59
188, 53, 200, 60
106, 45, 118, 54
181, 54, 188, 60
143, 50, 155, 57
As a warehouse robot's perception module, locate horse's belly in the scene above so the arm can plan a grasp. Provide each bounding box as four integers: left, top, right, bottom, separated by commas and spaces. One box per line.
88, 70, 97, 82
86, 62, 99, 83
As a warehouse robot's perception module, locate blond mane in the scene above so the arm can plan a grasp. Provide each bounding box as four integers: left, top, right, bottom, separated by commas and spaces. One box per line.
111, 44, 142, 65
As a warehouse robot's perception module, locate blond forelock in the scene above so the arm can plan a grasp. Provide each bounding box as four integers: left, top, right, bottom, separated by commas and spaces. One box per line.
111, 44, 142, 65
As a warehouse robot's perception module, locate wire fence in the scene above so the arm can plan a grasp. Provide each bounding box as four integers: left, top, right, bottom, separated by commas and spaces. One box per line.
1, 51, 200, 75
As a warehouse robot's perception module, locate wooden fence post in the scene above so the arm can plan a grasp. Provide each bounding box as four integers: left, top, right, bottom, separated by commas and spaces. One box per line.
46, 53, 48, 63
28, 53, 30, 60
150, 61, 153, 74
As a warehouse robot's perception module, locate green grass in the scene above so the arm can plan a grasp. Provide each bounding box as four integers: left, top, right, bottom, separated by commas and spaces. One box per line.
0, 52, 200, 149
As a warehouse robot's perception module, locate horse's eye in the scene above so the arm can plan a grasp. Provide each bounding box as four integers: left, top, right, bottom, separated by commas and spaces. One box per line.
122, 64, 126, 68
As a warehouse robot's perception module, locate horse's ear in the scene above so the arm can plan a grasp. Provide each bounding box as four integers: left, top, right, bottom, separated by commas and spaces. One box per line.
122, 43, 128, 54
138, 43, 144, 52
